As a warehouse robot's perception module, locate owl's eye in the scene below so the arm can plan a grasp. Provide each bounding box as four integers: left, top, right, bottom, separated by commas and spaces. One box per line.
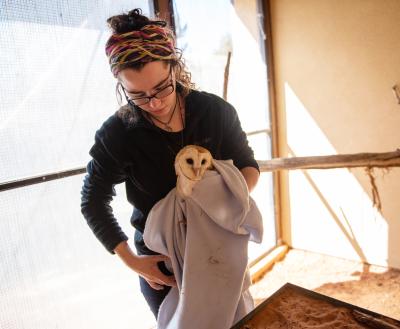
186, 158, 194, 165
201, 159, 206, 165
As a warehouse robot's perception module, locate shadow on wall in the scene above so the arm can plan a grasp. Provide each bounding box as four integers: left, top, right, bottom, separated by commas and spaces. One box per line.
284, 83, 399, 268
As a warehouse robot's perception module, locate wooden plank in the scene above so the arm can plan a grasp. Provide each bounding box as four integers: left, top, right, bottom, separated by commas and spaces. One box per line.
258, 150, 400, 171
250, 244, 289, 283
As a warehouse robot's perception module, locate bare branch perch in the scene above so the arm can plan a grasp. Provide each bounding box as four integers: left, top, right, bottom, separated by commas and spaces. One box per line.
257, 150, 400, 211
258, 150, 400, 172
223, 51, 232, 101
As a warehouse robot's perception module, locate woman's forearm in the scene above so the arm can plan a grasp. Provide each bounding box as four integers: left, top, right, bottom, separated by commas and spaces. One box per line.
114, 240, 140, 268
240, 166, 260, 193
81, 160, 129, 254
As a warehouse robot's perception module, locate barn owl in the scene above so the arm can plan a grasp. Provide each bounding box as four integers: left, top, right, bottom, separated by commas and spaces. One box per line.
174, 145, 213, 198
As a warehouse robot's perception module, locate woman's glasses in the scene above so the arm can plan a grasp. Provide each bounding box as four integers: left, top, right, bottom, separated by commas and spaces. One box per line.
122, 70, 174, 106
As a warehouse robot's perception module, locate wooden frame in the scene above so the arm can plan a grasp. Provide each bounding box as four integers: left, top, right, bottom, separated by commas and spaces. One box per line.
261, 0, 283, 246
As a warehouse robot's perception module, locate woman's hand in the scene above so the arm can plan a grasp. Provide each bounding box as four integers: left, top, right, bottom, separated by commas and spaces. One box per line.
130, 254, 176, 290
114, 241, 176, 290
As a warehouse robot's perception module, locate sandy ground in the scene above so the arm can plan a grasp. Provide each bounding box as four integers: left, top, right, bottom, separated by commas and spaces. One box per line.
249, 249, 400, 321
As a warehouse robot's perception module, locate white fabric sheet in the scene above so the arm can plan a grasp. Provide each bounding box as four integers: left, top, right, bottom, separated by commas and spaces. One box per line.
143, 159, 263, 329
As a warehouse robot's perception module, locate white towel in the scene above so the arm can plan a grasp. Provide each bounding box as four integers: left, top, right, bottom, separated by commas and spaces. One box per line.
143, 159, 263, 329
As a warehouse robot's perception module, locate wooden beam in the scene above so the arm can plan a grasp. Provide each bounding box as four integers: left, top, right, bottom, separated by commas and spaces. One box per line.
258, 150, 400, 172
153, 0, 175, 31
250, 245, 289, 283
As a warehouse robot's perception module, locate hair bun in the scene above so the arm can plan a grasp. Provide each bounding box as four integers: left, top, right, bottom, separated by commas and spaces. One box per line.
107, 8, 166, 34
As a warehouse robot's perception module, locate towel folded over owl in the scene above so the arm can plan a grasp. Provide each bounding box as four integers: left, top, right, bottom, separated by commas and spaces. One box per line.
143, 146, 263, 329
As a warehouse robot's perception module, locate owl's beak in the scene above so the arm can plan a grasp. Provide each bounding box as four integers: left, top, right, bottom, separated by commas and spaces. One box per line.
194, 168, 201, 177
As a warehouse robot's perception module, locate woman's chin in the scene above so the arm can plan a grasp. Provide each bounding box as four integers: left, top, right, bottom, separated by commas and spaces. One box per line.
149, 107, 170, 119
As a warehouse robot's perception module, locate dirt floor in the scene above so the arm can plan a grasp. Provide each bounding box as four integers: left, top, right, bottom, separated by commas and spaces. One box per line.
249, 249, 400, 321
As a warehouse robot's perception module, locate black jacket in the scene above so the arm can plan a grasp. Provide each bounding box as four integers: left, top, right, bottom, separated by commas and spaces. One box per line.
81, 89, 259, 254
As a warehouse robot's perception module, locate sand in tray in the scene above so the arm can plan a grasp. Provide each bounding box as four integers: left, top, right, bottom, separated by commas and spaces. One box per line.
240, 286, 400, 329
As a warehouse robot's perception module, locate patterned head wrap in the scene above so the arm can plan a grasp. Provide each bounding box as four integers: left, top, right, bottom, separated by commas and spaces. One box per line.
105, 24, 176, 77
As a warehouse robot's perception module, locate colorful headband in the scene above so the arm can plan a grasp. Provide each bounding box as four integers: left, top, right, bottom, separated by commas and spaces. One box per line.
105, 24, 176, 77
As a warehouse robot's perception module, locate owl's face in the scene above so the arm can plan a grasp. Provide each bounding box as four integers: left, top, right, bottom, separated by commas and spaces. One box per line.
175, 145, 213, 181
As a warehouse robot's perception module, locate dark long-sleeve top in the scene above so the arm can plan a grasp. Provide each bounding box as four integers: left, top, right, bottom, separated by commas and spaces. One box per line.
81, 89, 259, 254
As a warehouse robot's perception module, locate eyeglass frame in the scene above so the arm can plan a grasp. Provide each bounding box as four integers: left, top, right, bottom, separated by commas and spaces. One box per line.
121, 67, 175, 107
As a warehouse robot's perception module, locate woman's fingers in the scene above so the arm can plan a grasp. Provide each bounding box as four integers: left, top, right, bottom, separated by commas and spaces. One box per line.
147, 279, 164, 290
160, 273, 176, 287
149, 271, 176, 287
153, 254, 171, 262
135, 254, 177, 288
148, 255, 176, 287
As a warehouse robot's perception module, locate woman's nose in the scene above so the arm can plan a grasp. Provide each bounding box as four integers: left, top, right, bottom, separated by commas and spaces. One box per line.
148, 97, 162, 108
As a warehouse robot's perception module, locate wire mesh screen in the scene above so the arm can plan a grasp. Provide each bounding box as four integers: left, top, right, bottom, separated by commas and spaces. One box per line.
0, 0, 152, 182
0, 175, 156, 328
0, 1, 156, 328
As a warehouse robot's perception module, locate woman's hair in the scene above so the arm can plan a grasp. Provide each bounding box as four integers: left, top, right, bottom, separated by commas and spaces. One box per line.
106, 9, 194, 125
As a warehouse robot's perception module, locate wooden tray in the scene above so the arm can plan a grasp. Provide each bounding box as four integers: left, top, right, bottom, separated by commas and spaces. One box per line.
232, 283, 400, 328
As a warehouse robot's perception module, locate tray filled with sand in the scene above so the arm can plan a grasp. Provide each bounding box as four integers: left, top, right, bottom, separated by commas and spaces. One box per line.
232, 283, 400, 328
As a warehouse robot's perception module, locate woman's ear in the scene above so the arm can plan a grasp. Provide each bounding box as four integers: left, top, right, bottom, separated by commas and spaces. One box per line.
115, 81, 124, 105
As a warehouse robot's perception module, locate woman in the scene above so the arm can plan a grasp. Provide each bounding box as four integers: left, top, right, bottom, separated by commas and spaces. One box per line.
80, 8, 260, 318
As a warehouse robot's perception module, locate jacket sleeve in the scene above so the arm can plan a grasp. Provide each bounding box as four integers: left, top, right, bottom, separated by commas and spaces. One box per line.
220, 102, 260, 172
80, 116, 129, 254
